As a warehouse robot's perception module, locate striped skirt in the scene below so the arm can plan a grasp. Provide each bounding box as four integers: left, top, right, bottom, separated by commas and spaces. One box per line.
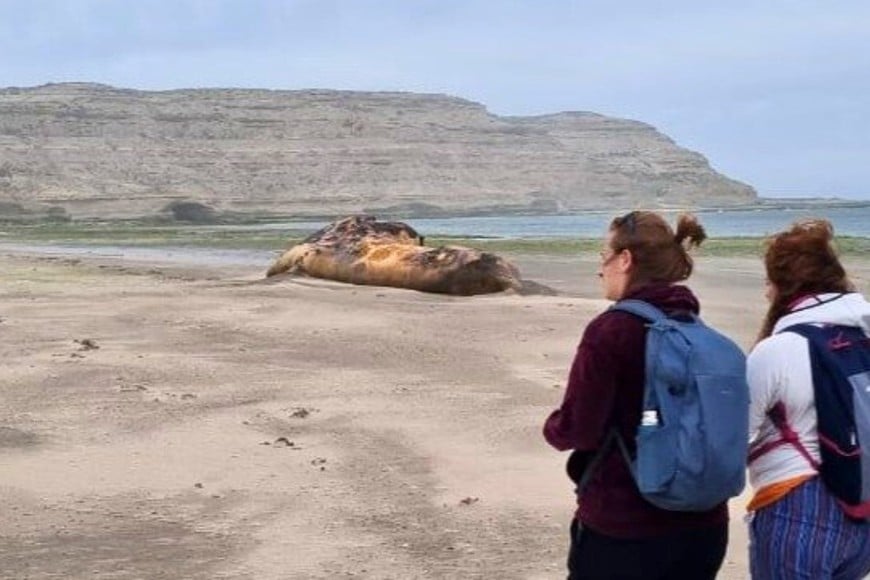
749, 477, 870, 579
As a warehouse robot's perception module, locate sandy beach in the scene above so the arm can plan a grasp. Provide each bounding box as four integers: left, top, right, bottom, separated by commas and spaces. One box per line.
2, 245, 868, 580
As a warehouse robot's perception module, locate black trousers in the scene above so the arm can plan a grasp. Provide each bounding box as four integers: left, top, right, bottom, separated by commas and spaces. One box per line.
567, 519, 728, 580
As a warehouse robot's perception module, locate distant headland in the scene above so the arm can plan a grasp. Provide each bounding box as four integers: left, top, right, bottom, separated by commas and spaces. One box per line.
1, 83, 757, 222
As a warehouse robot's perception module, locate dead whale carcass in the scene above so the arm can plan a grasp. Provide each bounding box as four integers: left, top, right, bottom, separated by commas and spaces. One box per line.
266, 215, 522, 295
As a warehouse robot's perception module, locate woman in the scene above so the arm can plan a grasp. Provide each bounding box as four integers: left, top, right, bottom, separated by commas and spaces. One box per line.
747, 219, 870, 579
543, 210, 728, 579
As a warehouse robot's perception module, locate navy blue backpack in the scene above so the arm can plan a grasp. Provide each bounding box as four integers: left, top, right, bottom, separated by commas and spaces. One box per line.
751, 323, 870, 520
580, 299, 750, 511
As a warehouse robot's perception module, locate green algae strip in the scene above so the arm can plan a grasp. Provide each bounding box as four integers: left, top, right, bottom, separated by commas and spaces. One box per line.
421, 236, 870, 258
0, 222, 305, 250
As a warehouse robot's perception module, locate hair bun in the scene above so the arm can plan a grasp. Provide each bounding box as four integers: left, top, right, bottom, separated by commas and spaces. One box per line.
674, 213, 707, 249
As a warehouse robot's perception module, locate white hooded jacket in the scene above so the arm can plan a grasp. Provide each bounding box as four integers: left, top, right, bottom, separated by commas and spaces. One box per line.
747, 292, 870, 490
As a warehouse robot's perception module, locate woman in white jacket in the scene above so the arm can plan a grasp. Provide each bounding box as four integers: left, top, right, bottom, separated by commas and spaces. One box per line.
747, 219, 870, 579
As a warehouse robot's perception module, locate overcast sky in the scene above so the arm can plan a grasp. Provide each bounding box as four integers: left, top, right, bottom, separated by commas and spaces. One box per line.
2, 0, 868, 199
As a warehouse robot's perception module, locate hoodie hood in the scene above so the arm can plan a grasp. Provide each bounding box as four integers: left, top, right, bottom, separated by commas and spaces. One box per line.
623, 283, 700, 316
773, 292, 870, 335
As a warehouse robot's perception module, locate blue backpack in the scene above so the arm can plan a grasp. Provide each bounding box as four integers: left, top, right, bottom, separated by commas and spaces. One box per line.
580, 299, 750, 511
752, 323, 870, 520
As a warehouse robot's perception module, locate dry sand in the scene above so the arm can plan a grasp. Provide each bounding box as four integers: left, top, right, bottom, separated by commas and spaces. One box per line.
2, 246, 868, 580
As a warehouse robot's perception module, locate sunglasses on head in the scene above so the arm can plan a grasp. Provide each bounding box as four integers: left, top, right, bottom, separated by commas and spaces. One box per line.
614, 211, 638, 236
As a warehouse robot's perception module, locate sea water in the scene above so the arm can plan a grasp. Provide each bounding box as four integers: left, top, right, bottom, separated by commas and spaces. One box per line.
267, 205, 870, 239
402, 206, 870, 239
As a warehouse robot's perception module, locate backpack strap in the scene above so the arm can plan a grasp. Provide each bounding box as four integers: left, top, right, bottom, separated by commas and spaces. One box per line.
573, 300, 651, 493
609, 298, 683, 416
782, 322, 865, 351
575, 428, 635, 494
747, 401, 820, 469
609, 299, 668, 323
598, 298, 674, 477
748, 324, 824, 468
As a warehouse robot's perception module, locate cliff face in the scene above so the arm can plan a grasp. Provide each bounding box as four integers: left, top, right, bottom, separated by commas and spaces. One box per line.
0, 83, 756, 220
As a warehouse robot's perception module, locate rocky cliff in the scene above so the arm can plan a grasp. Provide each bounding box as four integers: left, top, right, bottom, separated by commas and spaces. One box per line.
0, 83, 756, 221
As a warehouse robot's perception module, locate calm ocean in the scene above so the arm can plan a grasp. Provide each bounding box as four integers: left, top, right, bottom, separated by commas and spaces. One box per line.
279, 206, 870, 239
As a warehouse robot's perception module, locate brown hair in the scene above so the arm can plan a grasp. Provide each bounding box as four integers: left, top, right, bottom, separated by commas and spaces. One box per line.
757, 219, 854, 341
609, 210, 707, 291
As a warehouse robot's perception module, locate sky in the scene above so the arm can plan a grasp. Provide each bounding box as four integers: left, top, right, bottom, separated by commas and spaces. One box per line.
1, 0, 868, 200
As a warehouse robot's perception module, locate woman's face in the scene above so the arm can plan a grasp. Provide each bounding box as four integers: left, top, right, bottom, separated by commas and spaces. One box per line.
598, 231, 632, 301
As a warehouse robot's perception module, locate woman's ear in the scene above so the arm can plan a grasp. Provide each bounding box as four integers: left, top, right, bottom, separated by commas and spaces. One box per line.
617, 248, 633, 273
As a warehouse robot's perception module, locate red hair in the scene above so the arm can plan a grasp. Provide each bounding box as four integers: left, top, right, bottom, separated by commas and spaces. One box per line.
758, 219, 854, 341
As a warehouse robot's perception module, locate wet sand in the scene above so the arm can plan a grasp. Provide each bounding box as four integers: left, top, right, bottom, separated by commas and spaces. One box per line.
1, 246, 867, 579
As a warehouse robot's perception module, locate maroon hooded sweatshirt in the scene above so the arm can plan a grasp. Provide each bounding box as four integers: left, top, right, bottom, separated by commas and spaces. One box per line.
543, 283, 728, 539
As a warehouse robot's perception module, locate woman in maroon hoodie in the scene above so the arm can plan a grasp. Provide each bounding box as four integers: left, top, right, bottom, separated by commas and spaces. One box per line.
544, 210, 728, 580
